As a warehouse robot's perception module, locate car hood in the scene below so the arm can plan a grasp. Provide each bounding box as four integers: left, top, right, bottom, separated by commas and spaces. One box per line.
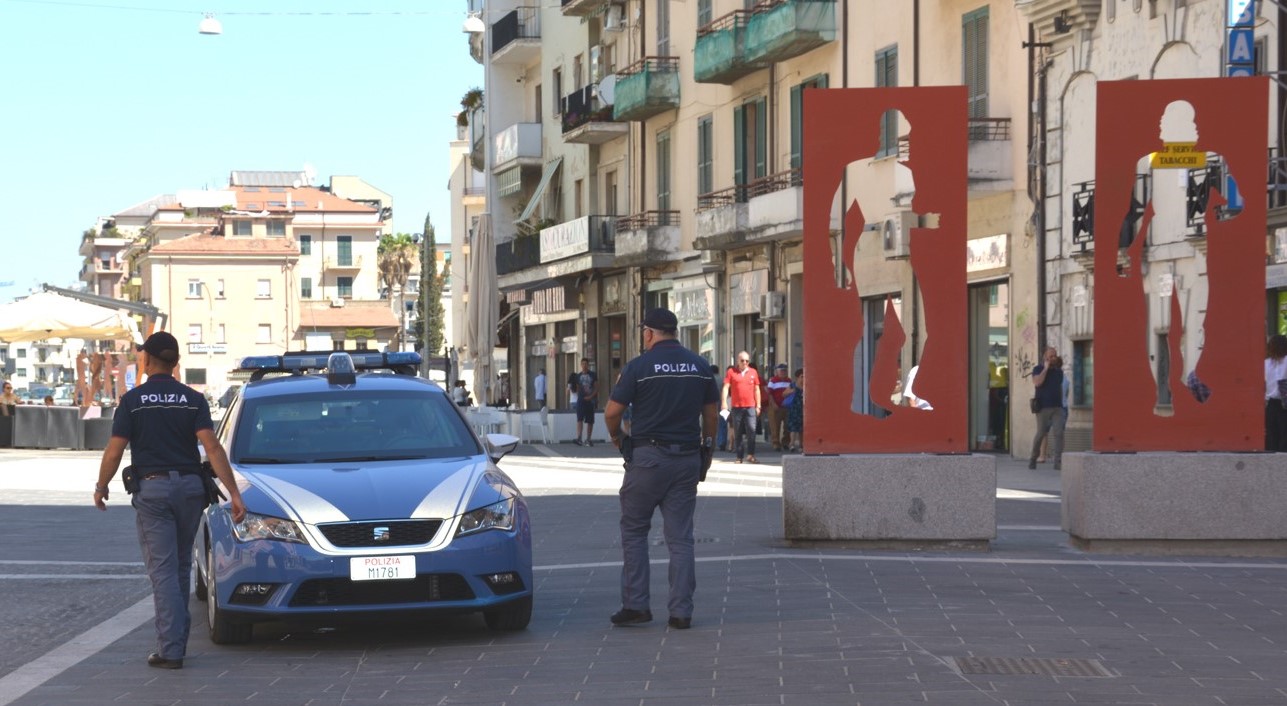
233, 456, 492, 524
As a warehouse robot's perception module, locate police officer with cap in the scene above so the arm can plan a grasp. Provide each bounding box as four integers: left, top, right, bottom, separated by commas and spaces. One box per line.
94, 331, 245, 669
604, 307, 719, 630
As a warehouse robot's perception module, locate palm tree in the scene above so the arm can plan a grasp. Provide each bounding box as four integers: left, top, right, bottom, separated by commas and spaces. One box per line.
377, 233, 418, 350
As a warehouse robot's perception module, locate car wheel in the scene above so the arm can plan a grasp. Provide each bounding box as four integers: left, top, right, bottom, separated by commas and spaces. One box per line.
483, 595, 532, 631
194, 554, 209, 602
205, 545, 253, 645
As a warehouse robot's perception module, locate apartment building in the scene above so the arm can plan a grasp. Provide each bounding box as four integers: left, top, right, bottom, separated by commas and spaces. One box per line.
1022, 0, 1286, 450
119, 171, 395, 399
468, 0, 1033, 450
448, 134, 486, 385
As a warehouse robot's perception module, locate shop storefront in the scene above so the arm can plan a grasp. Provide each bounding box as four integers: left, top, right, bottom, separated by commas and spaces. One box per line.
728, 269, 768, 369
966, 234, 1011, 452
673, 276, 717, 365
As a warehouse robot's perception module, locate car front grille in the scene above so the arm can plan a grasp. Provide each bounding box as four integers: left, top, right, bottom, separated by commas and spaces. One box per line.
317, 520, 443, 548
288, 574, 475, 607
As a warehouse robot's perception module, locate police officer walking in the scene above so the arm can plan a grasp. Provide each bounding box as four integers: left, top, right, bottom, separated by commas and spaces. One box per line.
93, 331, 245, 669
604, 308, 719, 630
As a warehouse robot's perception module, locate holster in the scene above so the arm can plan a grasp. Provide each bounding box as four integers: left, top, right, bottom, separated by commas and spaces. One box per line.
120, 465, 139, 495
620, 435, 634, 464
200, 461, 227, 507
699, 445, 713, 482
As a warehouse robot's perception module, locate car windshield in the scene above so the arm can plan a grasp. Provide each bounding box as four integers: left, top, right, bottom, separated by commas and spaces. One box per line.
232, 388, 480, 463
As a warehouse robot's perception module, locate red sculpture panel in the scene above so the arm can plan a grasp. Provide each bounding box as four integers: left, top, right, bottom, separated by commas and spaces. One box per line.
1093, 78, 1267, 451
803, 87, 968, 454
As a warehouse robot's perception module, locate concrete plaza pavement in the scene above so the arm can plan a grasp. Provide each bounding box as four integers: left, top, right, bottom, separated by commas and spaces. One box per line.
2, 444, 1287, 705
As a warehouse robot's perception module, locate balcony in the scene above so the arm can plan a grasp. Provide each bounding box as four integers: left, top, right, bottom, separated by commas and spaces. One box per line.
966, 118, 1014, 191
540, 215, 616, 263
561, 0, 610, 17
491, 7, 540, 66
615, 211, 682, 266
496, 236, 542, 276
613, 57, 680, 122
561, 85, 627, 144
746, 169, 805, 243
694, 11, 762, 85
695, 186, 750, 251
324, 255, 363, 271
493, 122, 543, 172
743, 0, 837, 66
1015, 0, 1101, 38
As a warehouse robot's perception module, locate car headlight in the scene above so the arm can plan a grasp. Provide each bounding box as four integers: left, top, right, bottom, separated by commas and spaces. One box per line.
232, 512, 307, 544
455, 498, 515, 536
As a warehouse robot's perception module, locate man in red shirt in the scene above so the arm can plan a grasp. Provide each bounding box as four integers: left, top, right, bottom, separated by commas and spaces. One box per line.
722, 351, 762, 463
765, 363, 793, 451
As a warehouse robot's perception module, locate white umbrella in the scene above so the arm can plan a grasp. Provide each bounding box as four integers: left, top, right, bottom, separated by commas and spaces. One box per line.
465, 214, 498, 407
0, 291, 142, 343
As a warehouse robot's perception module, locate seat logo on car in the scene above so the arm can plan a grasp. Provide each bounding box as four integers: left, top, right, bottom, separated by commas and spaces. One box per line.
373, 526, 390, 542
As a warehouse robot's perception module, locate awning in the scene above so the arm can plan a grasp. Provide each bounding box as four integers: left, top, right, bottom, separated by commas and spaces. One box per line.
517, 157, 562, 223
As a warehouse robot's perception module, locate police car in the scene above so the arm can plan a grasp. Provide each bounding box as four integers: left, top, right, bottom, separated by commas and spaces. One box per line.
193, 351, 532, 643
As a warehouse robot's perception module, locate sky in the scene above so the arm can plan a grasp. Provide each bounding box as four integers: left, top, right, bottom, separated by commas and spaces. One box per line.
0, 0, 482, 303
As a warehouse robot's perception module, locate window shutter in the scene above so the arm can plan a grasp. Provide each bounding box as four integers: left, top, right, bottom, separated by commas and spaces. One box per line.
754, 97, 767, 179
790, 84, 803, 170
734, 105, 745, 191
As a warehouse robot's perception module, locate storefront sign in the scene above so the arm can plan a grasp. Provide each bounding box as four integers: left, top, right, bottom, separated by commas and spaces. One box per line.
729, 269, 767, 316
531, 286, 567, 315
966, 233, 1007, 273
506, 290, 528, 305
601, 274, 628, 315
187, 343, 228, 354
1274, 227, 1287, 263
1150, 142, 1206, 169
541, 216, 590, 262
530, 339, 549, 357
560, 335, 579, 354
1071, 285, 1087, 308
346, 328, 375, 339
675, 287, 713, 324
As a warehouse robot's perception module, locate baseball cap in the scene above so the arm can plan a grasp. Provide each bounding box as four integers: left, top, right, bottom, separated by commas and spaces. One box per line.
137, 331, 180, 363
640, 307, 678, 331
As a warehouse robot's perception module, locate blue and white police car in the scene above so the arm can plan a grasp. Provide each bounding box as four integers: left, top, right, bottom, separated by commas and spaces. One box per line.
193, 351, 532, 643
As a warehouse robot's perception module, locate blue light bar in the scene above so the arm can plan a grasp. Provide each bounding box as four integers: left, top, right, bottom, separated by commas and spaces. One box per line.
237, 351, 423, 375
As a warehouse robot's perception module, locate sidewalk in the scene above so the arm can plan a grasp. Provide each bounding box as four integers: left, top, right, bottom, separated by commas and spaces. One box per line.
9, 446, 1287, 706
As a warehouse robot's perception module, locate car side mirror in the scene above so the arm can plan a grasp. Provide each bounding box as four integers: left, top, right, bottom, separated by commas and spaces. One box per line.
485, 432, 520, 462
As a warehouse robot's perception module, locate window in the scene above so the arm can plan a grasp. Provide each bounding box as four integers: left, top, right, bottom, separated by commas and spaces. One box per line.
257, 324, 271, 344
734, 98, 767, 195
232, 219, 251, 236
574, 178, 584, 218
533, 83, 542, 122
216, 279, 225, 298
185, 369, 207, 385
216, 324, 226, 344
657, 0, 671, 55
875, 46, 898, 156
790, 74, 829, 169
697, 115, 713, 195
338, 276, 353, 298
337, 236, 353, 266
187, 324, 202, 343
553, 68, 563, 114
1073, 340, 1093, 407
604, 170, 619, 216
299, 234, 312, 255
16, 349, 25, 358
256, 279, 271, 298
962, 7, 989, 124
573, 54, 583, 90
697, 0, 712, 28
267, 220, 286, 236
187, 279, 202, 298
656, 130, 672, 211
301, 276, 313, 299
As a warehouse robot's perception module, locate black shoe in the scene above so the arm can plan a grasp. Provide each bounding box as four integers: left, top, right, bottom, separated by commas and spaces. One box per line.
147, 653, 183, 670
1027, 460, 1036, 470
573, 439, 583, 446
610, 608, 652, 626
586, 439, 594, 447
667, 616, 692, 630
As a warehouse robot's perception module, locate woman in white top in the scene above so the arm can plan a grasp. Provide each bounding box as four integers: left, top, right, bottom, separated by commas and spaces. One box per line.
1265, 335, 1287, 452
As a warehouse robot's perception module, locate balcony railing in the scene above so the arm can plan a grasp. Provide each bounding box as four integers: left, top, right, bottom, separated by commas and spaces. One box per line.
560, 85, 627, 144
616, 210, 679, 231
697, 184, 748, 212
746, 168, 802, 198
496, 236, 542, 275
743, 0, 837, 66
324, 255, 363, 270
967, 117, 1011, 141
694, 10, 761, 84
1070, 173, 1150, 250
613, 57, 681, 122
491, 7, 540, 65
539, 215, 616, 263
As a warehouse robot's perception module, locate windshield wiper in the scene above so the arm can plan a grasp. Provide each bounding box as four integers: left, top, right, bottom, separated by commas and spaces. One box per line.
313, 455, 427, 463
238, 457, 295, 464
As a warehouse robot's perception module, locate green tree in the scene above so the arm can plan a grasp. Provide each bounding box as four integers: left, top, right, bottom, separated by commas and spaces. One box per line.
377, 232, 417, 350
416, 212, 447, 358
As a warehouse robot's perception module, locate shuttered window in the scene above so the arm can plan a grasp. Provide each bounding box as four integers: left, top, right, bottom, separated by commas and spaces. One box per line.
697, 115, 714, 195
790, 74, 829, 170
657, 129, 672, 211
875, 46, 898, 157
963, 7, 989, 123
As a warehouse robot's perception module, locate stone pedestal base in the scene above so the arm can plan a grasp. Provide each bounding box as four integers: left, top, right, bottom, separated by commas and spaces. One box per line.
782, 454, 996, 547
1062, 452, 1287, 555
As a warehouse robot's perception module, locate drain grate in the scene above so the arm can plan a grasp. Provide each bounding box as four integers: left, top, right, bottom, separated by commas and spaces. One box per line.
953, 657, 1113, 678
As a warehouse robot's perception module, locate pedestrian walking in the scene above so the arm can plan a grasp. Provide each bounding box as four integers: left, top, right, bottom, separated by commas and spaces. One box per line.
1265, 334, 1287, 452
712, 364, 729, 451
533, 368, 547, 410
92, 331, 245, 670
786, 368, 805, 452
722, 351, 761, 463
766, 363, 793, 450
1028, 346, 1066, 470
604, 308, 719, 630
571, 358, 598, 446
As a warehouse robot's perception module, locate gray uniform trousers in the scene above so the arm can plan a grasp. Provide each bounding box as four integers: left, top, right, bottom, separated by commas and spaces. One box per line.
133, 472, 208, 660
618, 444, 702, 619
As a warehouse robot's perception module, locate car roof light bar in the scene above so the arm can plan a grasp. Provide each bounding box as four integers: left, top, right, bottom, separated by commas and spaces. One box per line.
237, 350, 423, 381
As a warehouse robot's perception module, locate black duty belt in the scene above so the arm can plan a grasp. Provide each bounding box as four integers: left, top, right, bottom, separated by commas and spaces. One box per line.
637, 439, 701, 452
139, 466, 201, 481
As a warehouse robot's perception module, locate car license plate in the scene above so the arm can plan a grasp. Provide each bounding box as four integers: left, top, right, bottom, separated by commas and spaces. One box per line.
350, 555, 415, 581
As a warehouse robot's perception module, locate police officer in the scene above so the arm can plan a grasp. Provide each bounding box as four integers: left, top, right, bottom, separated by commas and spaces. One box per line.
93, 331, 245, 669
604, 308, 719, 630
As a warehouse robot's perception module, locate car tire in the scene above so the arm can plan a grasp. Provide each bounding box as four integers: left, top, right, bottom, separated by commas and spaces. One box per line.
194, 559, 209, 602
483, 594, 532, 631
206, 545, 253, 645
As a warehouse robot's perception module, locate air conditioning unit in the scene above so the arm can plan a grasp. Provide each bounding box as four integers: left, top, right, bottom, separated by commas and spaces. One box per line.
603, 4, 624, 32
759, 292, 787, 320
330, 297, 346, 308
699, 249, 724, 272
881, 210, 918, 259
